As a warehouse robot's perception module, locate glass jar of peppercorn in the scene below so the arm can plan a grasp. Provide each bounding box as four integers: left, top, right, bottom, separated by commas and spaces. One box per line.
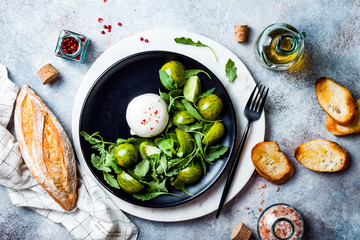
54, 30, 89, 62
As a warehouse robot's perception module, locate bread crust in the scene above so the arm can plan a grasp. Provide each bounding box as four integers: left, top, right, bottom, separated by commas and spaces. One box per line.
315, 77, 356, 126
325, 98, 360, 136
14, 85, 77, 211
251, 142, 294, 185
294, 139, 349, 172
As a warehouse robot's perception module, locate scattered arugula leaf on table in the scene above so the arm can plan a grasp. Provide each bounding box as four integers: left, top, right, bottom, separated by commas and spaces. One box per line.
174, 37, 218, 62
225, 58, 237, 82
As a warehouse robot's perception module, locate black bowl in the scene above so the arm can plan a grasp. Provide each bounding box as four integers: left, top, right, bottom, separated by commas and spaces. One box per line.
79, 51, 237, 208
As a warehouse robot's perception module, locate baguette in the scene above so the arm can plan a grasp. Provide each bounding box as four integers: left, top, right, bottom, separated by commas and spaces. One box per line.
315, 77, 356, 126
325, 98, 360, 135
14, 85, 77, 211
251, 142, 294, 185
294, 139, 349, 172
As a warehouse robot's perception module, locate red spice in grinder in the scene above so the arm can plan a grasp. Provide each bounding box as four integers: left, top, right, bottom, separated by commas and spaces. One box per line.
55, 30, 89, 62
257, 203, 304, 240
61, 36, 79, 55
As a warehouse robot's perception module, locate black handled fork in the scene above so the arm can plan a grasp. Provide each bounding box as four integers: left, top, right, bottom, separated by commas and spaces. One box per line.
216, 84, 269, 218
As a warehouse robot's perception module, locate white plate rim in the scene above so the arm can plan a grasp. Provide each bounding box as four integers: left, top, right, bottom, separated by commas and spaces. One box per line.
71, 29, 265, 222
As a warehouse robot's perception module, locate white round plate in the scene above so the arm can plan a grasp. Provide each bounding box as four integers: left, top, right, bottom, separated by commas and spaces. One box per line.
72, 29, 265, 222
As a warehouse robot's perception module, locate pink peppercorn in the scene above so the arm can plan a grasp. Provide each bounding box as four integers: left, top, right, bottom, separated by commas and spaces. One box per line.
145, 39, 149, 43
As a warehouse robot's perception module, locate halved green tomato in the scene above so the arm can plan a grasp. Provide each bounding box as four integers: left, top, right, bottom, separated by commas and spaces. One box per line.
177, 162, 203, 185
173, 110, 195, 125
202, 122, 225, 145
139, 141, 161, 159
196, 94, 223, 120
160, 61, 186, 87
117, 171, 144, 194
113, 143, 139, 168
175, 128, 194, 157
183, 75, 201, 102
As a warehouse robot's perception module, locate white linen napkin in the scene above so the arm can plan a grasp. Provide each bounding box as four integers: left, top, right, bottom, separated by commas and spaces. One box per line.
0, 64, 138, 240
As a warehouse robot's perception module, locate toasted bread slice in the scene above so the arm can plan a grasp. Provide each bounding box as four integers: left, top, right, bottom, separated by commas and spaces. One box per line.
251, 142, 294, 185
315, 77, 356, 126
294, 139, 349, 172
325, 98, 360, 136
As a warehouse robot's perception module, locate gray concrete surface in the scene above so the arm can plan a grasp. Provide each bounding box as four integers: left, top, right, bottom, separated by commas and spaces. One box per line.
1, 0, 359, 239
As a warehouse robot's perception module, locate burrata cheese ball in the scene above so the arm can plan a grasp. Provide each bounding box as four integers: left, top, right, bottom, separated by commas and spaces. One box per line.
126, 93, 169, 138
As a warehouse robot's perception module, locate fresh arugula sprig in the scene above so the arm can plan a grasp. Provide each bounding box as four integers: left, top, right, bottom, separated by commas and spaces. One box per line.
181, 99, 216, 123
197, 88, 215, 100
225, 58, 237, 82
159, 70, 178, 90
174, 37, 218, 62
183, 69, 211, 80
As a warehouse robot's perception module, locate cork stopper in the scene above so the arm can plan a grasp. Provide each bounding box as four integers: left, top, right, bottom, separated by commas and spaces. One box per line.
234, 25, 248, 42
230, 222, 252, 240
37, 63, 60, 84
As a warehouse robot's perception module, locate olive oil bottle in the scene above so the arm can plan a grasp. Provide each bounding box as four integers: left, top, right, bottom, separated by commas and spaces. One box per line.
254, 23, 306, 70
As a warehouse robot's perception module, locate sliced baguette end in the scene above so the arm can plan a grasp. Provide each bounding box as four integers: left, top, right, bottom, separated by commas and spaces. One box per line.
294, 139, 349, 172
315, 77, 356, 126
251, 142, 294, 185
325, 98, 360, 136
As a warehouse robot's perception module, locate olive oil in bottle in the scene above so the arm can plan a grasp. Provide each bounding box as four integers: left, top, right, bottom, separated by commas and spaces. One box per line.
254, 23, 306, 70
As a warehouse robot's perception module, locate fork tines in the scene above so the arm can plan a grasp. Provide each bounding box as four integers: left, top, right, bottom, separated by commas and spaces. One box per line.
247, 85, 269, 112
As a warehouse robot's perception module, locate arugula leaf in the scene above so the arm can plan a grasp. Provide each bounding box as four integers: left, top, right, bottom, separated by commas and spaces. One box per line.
168, 96, 185, 112
80, 131, 102, 145
198, 88, 216, 100
133, 192, 180, 201
141, 179, 168, 192
181, 99, 214, 123
155, 138, 176, 157
116, 137, 141, 145
150, 155, 159, 180
110, 160, 122, 174
166, 132, 178, 142
206, 145, 229, 162
183, 69, 211, 80
176, 122, 202, 132
161, 89, 183, 105
156, 155, 168, 174
225, 59, 237, 82
103, 172, 120, 189
165, 120, 173, 134
91, 154, 111, 172
159, 90, 170, 103
172, 178, 192, 196
134, 159, 150, 177
194, 133, 206, 161
198, 155, 207, 176
159, 70, 178, 90
174, 37, 218, 62
170, 89, 183, 97
80, 131, 115, 146
103, 152, 121, 174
